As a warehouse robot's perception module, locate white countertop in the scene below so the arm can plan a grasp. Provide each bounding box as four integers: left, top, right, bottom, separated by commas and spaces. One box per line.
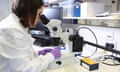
33, 45, 120, 72
46, 58, 120, 72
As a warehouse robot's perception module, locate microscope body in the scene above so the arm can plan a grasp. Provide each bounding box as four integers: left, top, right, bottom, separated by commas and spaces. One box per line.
46, 19, 77, 69
31, 19, 81, 69
46, 19, 73, 54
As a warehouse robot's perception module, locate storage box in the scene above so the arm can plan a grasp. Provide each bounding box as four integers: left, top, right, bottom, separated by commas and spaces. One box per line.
81, 2, 104, 17
80, 58, 99, 71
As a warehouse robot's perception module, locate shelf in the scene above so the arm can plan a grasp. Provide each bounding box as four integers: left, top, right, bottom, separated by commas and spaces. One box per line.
63, 17, 120, 20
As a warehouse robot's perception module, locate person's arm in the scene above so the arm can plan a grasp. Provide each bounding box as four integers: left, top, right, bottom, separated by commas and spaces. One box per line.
9, 53, 54, 72
0, 29, 54, 72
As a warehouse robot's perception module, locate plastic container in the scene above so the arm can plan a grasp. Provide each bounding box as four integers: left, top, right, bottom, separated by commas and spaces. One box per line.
73, 1, 81, 17
73, 3, 81, 17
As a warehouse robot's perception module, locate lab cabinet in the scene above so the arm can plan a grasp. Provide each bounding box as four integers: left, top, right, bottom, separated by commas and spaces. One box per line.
61, 0, 120, 28
96, 0, 118, 12
63, 17, 120, 28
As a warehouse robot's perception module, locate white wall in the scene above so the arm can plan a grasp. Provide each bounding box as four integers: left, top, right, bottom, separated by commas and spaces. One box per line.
77, 25, 120, 58
0, 0, 12, 21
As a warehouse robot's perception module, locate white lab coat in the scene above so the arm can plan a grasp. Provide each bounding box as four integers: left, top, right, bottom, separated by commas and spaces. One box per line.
0, 13, 54, 72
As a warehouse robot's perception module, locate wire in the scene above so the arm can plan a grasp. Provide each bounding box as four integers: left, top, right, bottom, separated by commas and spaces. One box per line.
102, 62, 120, 66
102, 55, 120, 66
76, 27, 98, 58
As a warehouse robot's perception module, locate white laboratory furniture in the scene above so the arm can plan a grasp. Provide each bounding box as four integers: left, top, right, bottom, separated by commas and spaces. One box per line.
46, 57, 120, 72
63, 16, 120, 27
33, 45, 120, 72
63, 16, 120, 20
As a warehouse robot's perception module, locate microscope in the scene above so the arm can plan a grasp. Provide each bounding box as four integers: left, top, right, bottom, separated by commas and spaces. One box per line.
44, 19, 85, 69
31, 15, 120, 69
30, 14, 84, 68
45, 19, 120, 68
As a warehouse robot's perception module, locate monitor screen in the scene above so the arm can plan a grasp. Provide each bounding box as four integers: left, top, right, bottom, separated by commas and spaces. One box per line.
42, 7, 63, 20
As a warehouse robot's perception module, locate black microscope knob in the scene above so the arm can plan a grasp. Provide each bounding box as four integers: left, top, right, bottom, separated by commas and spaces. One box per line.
56, 61, 62, 65
53, 27, 57, 31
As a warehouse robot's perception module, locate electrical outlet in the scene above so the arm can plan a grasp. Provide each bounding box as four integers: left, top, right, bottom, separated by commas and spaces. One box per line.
105, 41, 117, 49
105, 43, 114, 49
103, 41, 118, 56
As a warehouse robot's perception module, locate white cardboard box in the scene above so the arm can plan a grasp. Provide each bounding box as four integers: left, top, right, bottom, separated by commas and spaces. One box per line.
81, 2, 105, 17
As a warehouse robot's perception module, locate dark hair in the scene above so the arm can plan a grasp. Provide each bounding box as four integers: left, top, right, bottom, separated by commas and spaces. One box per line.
12, 0, 44, 28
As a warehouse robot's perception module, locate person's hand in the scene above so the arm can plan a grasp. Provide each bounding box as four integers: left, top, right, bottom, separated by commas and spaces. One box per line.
38, 48, 52, 55
50, 48, 61, 59
38, 47, 61, 59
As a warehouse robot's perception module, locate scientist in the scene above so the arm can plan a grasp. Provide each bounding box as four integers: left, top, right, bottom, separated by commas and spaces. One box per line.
0, 0, 61, 72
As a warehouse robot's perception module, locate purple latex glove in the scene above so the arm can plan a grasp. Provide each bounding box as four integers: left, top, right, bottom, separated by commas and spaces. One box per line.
38, 48, 52, 55
50, 48, 61, 59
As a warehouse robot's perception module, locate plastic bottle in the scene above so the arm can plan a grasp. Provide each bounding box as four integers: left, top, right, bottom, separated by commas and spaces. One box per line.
73, 0, 82, 17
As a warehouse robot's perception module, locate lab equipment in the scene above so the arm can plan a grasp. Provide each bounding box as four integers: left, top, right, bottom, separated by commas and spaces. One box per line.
46, 19, 91, 53
40, 15, 50, 25
32, 18, 120, 69
30, 16, 60, 46
59, 0, 73, 17
73, 0, 81, 17
30, 15, 60, 46
44, 19, 84, 69
42, 7, 63, 20
73, 4, 80, 17
81, 2, 105, 17
32, 18, 84, 69
29, 15, 50, 36
46, 19, 74, 53
69, 34, 83, 52
80, 57, 99, 71
70, 34, 120, 55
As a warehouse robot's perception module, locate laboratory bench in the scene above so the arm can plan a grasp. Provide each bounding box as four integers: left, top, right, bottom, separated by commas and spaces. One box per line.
33, 45, 120, 72
46, 57, 120, 72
